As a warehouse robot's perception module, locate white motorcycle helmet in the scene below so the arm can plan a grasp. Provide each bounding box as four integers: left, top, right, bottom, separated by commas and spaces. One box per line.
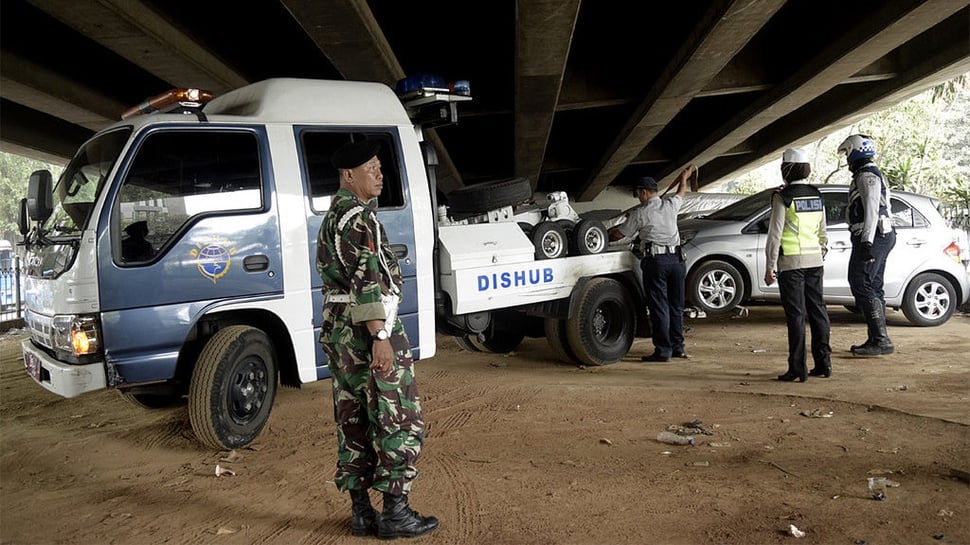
838, 134, 877, 164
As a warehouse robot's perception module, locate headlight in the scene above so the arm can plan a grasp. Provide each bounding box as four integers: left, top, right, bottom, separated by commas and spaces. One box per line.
51, 314, 101, 357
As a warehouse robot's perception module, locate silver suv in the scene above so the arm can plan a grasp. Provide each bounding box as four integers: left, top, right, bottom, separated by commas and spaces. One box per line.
679, 185, 970, 326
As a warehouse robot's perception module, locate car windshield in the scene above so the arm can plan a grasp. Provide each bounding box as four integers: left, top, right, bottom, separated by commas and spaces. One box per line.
43, 128, 131, 236
702, 188, 774, 221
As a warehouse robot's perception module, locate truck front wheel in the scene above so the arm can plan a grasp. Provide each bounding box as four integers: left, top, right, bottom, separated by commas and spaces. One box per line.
189, 325, 278, 450
565, 278, 636, 365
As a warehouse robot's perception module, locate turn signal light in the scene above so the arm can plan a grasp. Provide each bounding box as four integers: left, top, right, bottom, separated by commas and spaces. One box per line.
943, 241, 961, 263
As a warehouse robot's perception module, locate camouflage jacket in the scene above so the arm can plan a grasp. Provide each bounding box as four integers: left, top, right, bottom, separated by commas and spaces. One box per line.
316, 188, 404, 344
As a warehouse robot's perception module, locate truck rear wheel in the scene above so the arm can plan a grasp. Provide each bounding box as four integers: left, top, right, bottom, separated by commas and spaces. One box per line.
189, 325, 278, 450
565, 278, 636, 366
544, 317, 581, 365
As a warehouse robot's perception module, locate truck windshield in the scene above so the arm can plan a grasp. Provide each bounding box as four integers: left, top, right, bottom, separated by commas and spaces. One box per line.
43, 128, 131, 236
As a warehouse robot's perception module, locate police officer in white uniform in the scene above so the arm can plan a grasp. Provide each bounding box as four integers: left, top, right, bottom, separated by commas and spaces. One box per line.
764, 148, 832, 382
610, 165, 696, 362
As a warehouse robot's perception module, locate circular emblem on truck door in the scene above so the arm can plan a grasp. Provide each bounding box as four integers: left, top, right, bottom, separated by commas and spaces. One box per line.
190, 240, 236, 284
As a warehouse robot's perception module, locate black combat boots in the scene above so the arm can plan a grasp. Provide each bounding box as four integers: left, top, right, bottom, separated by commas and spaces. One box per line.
378, 492, 439, 540
350, 488, 379, 537
851, 298, 894, 356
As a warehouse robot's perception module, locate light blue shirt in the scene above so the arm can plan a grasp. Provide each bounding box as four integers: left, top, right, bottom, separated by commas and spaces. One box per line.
618, 194, 683, 246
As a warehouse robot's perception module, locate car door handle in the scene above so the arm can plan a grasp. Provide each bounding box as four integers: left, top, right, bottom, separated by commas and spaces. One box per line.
906, 239, 927, 246
243, 254, 270, 272
391, 244, 409, 259
829, 242, 851, 251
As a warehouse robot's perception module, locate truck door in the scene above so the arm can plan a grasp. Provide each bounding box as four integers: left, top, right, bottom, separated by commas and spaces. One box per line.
298, 129, 419, 378
98, 126, 282, 384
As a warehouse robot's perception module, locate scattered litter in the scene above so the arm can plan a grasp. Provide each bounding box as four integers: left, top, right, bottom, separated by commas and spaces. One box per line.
893, 385, 908, 391
933, 534, 945, 541
739, 381, 751, 386
599, 438, 614, 446
656, 431, 693, 445
866, 468, 897, 475
668, 419, 714, 436
708, 442, 732, 448
867, 476, 887, 500
767, 460, 799, 477
854, 540, 867, 545
215, 527, 236, 535
219, 450, 242, 463
687, 461, 709, 467
215, 464, 236, 477
800, 409, 834, 418
789, 524, 805, 538
831, 495, 841, 499
876, 447, 900, 454
937, 509, 954, 518
659, 451, 673, 456
752, 349, 766, 353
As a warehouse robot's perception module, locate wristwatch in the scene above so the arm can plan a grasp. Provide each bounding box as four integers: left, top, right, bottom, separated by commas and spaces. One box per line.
371, 329, 390, 342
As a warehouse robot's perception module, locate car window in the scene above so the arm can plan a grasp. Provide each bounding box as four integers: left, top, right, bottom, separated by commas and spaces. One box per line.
703, 188, 774, 221
301, 130, 404, 213
822, 191, 849, 229
114, 130, 262, 264
891, 197, 928, 228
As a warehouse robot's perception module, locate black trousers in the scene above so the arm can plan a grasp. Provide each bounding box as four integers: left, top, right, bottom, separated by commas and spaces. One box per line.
778, 266, 832, 377
641, 253, 686, 358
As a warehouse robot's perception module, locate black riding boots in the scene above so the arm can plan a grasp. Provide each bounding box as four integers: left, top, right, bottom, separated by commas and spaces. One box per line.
851, 298, 895, 356
378, 492, 440, 540
350, 488, 379, 537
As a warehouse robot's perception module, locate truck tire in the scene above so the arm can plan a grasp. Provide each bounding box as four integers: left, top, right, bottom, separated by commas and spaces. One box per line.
565, 278, 636, 366
544, 317, 581, 365
531, 221, 568, 260
446, 177, 533, 215
120, 391, 185, 409
189, 325, 278, 450
687, 260, 744, 315
452, 335, 482, 352
469, 311, 527, 353
571, 219, 608, 255
901, 272, 955, 326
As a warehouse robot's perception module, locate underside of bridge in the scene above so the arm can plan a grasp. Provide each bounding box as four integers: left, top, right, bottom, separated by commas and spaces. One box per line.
1, 0, 968, 200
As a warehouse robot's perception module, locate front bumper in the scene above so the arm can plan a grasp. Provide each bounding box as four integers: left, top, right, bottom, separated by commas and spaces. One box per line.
22, 339, 107, 398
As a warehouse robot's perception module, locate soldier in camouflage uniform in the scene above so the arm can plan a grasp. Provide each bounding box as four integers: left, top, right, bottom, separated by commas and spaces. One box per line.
316, 139, 439, 540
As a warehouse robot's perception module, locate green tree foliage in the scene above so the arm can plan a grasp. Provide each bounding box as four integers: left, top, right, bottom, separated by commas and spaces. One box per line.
0, 152, 64, 243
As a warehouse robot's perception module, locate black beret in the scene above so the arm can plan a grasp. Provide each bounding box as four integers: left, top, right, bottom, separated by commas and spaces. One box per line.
632, 176, 658, 191
331, 140, 381, 169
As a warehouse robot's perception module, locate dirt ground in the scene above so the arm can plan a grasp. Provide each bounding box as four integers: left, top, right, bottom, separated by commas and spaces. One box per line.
1, 305, 968, 545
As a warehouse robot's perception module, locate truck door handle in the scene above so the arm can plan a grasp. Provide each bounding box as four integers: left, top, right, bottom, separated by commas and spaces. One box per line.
391, 244, 409, 259
243, 254, 270, 272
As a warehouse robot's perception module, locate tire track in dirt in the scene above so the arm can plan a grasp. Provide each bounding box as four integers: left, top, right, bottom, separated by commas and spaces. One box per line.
431, 451, 485, 543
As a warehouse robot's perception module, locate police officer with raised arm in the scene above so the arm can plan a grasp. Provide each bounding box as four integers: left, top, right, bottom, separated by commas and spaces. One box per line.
838, 134, 896, 356
609, 165, 696, 362
764, 148, 832, 382
316, 140, 438, 539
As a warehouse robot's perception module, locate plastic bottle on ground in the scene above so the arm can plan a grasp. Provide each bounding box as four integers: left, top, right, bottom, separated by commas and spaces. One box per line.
656, 431, 694, 445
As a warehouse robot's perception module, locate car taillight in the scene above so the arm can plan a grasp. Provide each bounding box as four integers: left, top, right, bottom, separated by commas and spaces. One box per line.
943, 242, 961, 263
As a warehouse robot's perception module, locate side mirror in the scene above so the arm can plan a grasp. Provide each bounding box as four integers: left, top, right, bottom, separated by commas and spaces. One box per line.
26, 170, 54, 222
18, 198, 29, 236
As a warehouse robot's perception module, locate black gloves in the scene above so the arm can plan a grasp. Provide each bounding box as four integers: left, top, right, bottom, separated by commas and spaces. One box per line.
858, 241, 874, 262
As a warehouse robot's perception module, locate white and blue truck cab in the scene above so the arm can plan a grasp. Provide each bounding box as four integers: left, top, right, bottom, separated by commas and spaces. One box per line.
19, 78, 650, 450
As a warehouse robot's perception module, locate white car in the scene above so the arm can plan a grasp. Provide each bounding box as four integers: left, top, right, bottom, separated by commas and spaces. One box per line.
679, 185, 970, 326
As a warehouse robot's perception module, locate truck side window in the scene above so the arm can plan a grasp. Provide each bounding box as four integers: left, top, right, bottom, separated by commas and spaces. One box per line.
823, 191, 849, 229
114, 130, 261, 263
301, 130, 404, 212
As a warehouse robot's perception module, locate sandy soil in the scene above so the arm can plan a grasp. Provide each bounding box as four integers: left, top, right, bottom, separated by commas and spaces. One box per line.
1, 305, 968, 545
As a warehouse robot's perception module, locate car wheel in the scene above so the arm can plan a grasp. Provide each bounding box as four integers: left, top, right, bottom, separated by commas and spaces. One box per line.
446, 177, 533, 215
189, 325, 278, 450
687, 260, 745, 315
571, 219, 608, 255
901, 272, 956, 326
531, 221, 568, 260
452, 335, 482, 352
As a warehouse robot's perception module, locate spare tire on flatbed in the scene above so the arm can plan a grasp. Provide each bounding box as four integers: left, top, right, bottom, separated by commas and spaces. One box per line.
446, 177, 533, 215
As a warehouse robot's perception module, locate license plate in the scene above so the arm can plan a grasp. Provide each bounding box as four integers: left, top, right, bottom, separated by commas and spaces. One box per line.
24, 351, 41, 381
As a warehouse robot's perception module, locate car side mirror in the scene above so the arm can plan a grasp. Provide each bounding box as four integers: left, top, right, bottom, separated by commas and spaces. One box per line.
18, 198, 29, 236
26, 170, 54, 222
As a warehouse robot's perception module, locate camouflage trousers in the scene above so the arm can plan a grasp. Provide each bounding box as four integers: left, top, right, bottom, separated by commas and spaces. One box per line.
321, 333, 425, 495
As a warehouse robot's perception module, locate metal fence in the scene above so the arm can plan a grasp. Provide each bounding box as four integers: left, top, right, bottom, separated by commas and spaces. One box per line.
1, 255, 24, 324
